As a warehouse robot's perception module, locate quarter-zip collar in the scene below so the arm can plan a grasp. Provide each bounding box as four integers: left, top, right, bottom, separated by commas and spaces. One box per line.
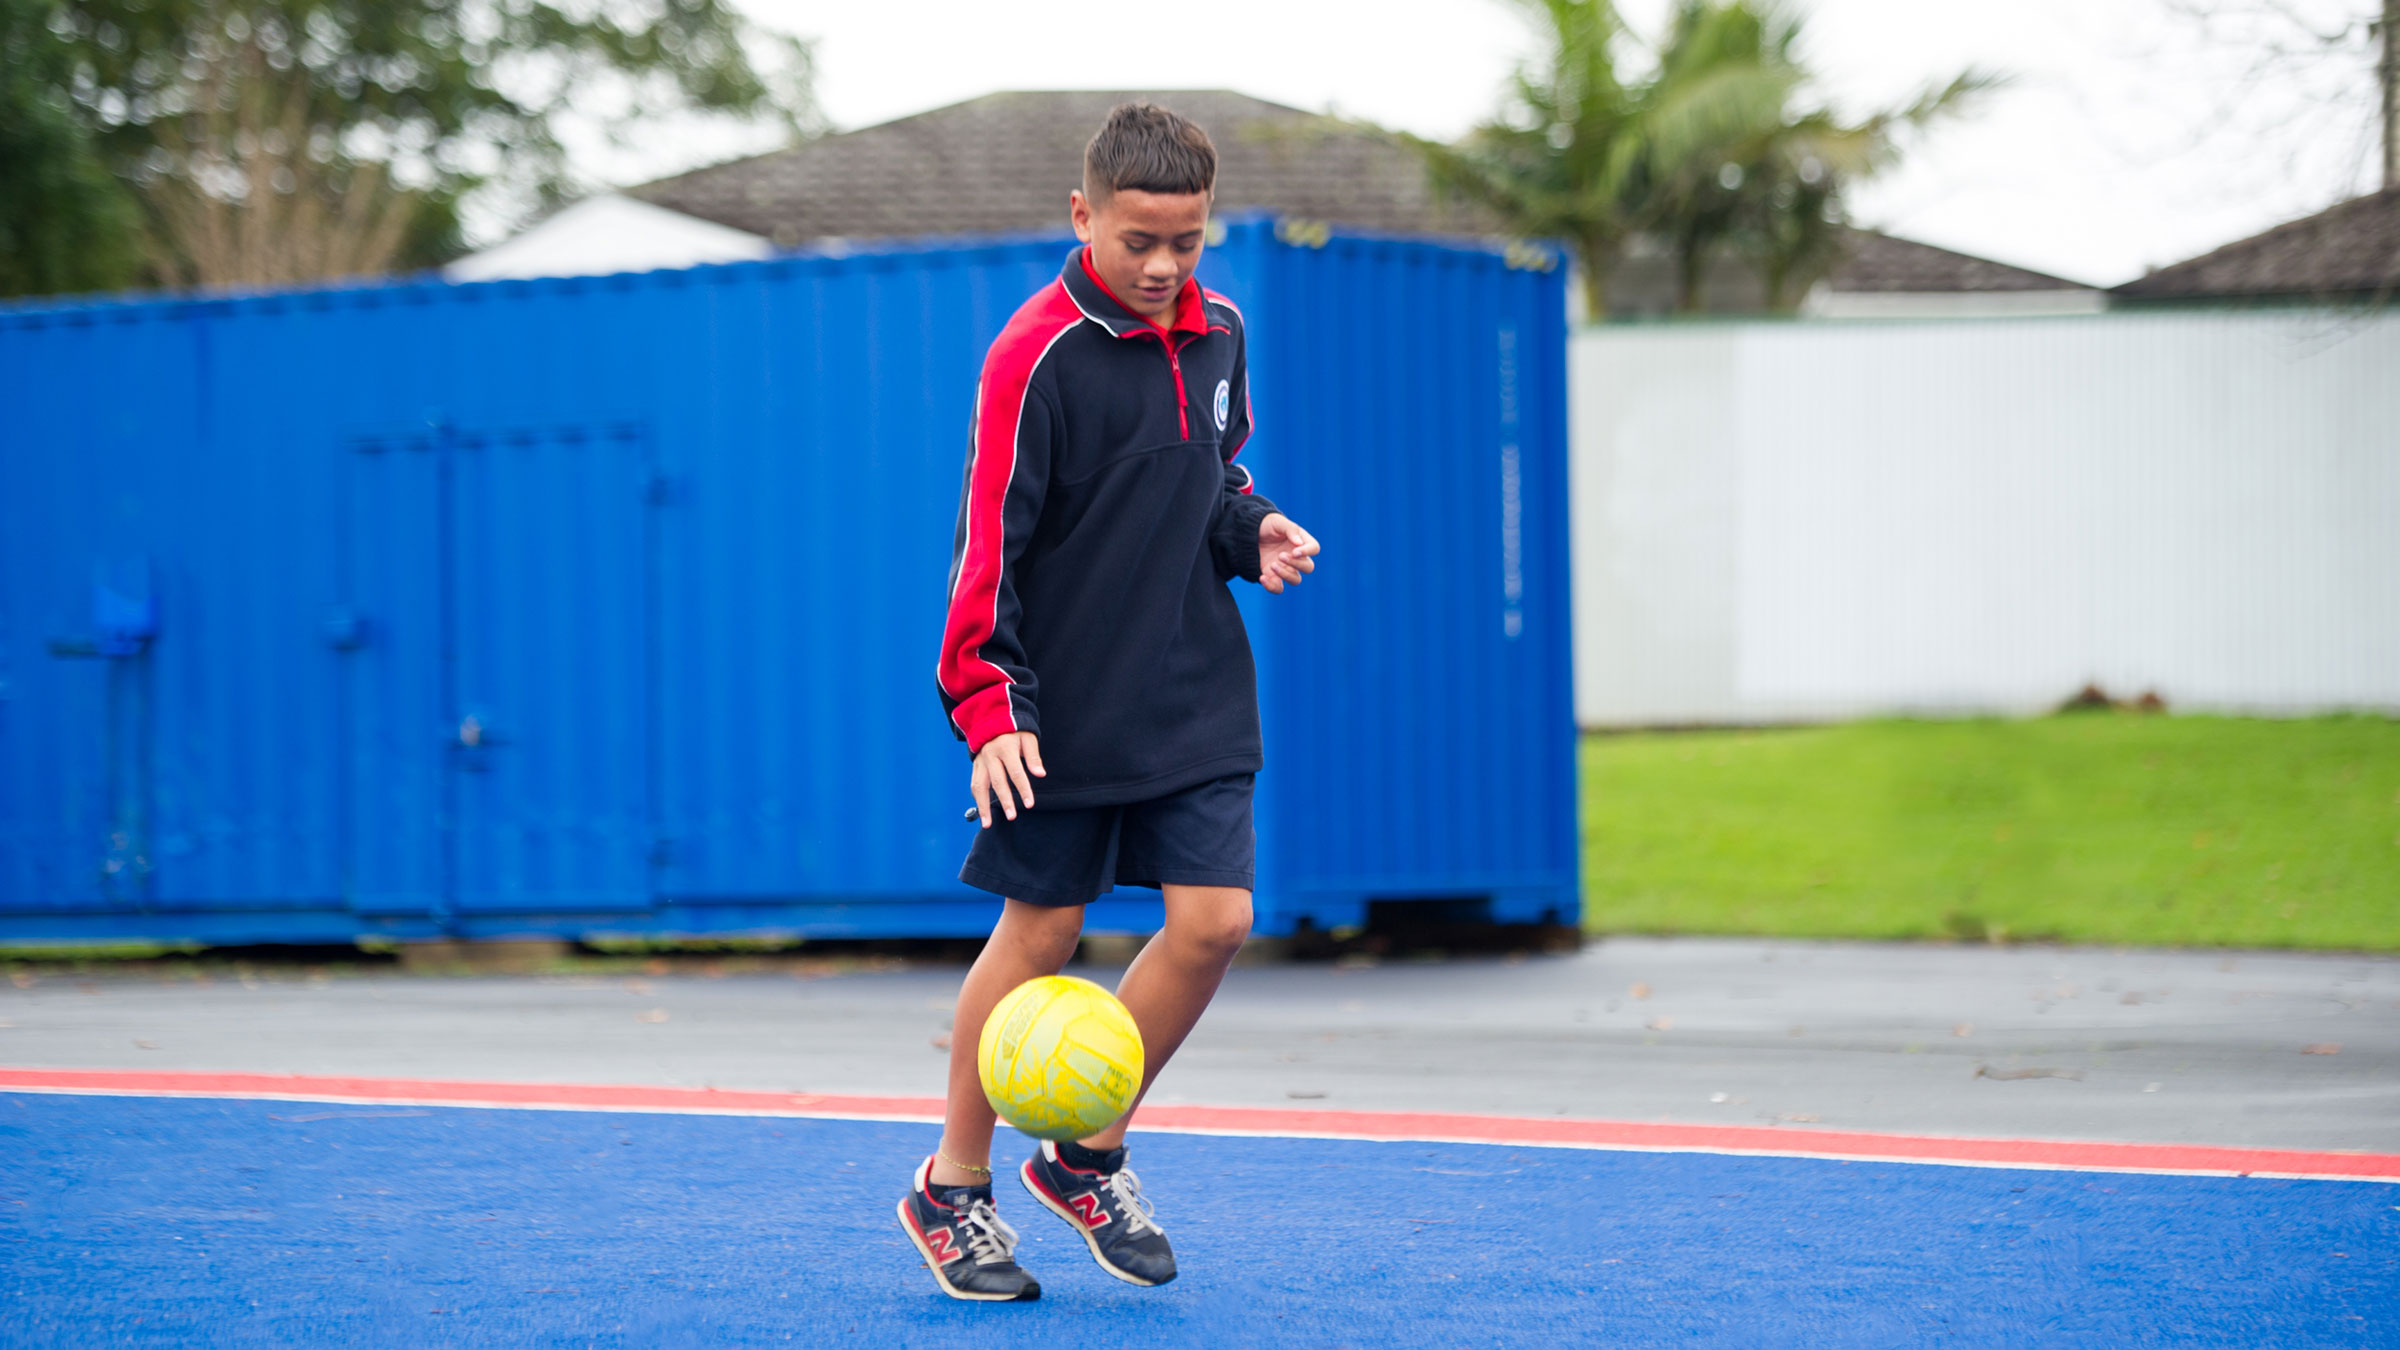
1065, 247, 1209, 340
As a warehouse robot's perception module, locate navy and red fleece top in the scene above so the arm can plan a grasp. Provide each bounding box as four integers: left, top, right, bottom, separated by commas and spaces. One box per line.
936, 247, 1280, 809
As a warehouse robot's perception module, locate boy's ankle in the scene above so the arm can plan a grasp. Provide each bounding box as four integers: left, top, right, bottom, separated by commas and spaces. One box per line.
1059, 1139, 1127, 1173
927, 1154, 995, 1189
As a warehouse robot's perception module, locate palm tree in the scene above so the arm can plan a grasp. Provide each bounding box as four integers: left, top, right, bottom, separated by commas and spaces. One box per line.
1648, 2, 2000, 311
1417, 0, 1997, 317
1412, 0, 1648, 319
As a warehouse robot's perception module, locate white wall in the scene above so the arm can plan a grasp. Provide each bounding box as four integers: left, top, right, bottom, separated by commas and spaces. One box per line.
1572, 310, 2400, 725
445, 194, 772, 283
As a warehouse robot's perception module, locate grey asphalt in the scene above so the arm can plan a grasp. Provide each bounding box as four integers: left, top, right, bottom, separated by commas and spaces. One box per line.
4, 937, 2395, 1153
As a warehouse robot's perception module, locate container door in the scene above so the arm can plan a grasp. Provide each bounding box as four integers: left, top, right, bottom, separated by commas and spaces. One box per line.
341, 430, 446, 917
339, 422, 657, 927
447, 424, 656, 915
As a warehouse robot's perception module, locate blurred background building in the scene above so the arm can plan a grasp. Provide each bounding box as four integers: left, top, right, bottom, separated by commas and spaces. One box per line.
447, 89, 2105, 321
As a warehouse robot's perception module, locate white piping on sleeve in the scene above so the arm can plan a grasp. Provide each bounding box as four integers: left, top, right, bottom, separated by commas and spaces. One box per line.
943, 316, 1086, 738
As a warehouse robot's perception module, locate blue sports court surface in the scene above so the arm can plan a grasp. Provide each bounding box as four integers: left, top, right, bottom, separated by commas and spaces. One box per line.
3, 1080, 2394, 1346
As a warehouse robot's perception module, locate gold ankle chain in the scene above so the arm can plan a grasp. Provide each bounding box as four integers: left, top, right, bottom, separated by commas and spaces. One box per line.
935, 1149, 992, 1178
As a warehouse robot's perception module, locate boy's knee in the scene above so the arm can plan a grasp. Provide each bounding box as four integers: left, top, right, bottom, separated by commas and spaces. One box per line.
998, 900, 1087, 966
1172, 891, 1253, 960
1033, 928, 1084, 968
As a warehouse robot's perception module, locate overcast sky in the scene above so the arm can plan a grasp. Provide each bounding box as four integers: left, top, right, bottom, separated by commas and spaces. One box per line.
595, 0, 2387, 288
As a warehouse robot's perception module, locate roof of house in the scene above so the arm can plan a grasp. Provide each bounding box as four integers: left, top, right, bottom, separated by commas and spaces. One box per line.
2111, 189, 2400, 302
1599, 228, 2090, 317
633, 89, 1499, 245
1828, 230, 2090, 294
630, 89, 2094, 307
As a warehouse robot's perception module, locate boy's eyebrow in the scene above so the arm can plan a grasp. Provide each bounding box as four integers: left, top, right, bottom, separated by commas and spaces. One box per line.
1115, 229, 1206, 248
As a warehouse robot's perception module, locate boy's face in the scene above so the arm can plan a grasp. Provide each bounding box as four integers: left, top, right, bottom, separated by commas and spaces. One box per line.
1070, 187, 1210, 324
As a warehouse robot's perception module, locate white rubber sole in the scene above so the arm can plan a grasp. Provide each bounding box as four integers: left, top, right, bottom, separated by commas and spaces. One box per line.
1019, 1160, 1167, 1288
894, 1198, 1038, 1302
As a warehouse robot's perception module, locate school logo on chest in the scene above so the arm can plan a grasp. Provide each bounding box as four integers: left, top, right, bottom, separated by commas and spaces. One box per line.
1213, 379, 1231, 432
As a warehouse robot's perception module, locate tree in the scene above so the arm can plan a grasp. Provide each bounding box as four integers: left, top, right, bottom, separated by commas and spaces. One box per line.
1411, 0, 1651, 319
1416, 0, 1993, 317
133, 23, 425, 287
26, 0, 820, 291
1645, 2, 1996, 311
0, 0, 143, 297
2165, 1, 2394, 192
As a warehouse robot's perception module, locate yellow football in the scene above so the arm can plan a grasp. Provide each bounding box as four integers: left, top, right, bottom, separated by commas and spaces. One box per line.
977, 975, 1146, 1141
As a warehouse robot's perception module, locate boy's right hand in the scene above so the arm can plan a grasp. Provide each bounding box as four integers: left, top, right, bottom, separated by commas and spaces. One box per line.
971, 731, 1046, 828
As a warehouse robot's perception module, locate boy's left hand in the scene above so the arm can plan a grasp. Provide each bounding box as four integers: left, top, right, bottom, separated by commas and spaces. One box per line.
1257, 513, 1320, 594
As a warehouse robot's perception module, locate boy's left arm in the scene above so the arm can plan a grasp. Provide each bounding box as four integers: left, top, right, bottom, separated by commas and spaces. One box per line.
1206, 333, 1320, 593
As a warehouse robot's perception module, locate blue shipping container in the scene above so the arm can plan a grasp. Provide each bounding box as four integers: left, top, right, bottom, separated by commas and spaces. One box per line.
0, 218, 1576, 946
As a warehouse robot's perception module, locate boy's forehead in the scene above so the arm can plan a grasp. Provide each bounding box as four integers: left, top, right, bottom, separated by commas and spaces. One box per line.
1091, 189, 1211, 235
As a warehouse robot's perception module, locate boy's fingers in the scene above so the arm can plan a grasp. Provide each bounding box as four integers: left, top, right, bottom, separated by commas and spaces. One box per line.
971, 760, 993, 829
991, 752, 1020, 820
1024, 739, 1047, 778
1004, 751, 1035, 811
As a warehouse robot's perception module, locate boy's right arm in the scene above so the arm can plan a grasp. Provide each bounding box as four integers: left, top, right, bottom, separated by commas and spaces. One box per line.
938, 357, 1054, 804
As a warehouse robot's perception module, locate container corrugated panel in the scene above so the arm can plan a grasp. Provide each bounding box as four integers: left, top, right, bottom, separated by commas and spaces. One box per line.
1239, 228, 1578, 932
0, 220, 1577, 945
1574, 310, 2400, 725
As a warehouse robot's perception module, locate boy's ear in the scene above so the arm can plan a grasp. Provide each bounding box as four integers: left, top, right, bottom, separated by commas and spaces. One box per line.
1069, 189, 1095, 243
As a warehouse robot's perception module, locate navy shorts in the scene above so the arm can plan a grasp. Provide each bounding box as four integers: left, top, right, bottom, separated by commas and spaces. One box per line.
960, 774, 1255, 907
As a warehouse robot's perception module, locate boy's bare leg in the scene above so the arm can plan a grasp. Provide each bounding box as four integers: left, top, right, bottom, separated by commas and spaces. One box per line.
1079, 883, 1253, 1151
928, 898, 1086, 1187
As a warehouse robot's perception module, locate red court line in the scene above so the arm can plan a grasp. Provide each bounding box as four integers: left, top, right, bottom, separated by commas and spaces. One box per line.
5, 1067, 2395, 1183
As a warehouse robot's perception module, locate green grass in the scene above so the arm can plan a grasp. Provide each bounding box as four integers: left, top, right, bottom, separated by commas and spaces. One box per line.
1580, 714, 2400, 950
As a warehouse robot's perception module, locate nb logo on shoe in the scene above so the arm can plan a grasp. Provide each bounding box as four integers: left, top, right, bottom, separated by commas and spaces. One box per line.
924, 1225, 961, 1264
1068, 1192, 1111, 1229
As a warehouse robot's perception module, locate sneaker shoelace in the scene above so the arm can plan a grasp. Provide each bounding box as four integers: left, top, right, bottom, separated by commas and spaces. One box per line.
958, 1197, 1022, 1266
1105, 1166, 1162, 1239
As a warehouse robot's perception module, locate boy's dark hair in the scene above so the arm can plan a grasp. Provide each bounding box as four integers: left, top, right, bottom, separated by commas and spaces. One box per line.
1083, 102, 1217, 205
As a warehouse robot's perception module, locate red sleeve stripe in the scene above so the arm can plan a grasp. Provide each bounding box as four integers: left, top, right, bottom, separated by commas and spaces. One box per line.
938, 285, 1086, 741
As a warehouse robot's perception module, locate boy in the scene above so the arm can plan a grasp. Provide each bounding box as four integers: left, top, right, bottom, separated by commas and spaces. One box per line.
898, 102, 1321, 1302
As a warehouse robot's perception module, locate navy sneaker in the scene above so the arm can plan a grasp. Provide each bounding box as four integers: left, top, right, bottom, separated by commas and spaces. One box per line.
895, 1158, 1041, 1302
1019, 1140, 1177, 1286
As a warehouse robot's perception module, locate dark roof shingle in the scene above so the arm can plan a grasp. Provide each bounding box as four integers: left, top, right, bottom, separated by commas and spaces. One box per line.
1827, 230, 2090, 294
633, 90, 1499, 244
2112, 189, 2400, 302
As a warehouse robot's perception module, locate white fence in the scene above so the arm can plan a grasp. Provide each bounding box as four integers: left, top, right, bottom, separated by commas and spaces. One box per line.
1571, 309, 2400, 725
